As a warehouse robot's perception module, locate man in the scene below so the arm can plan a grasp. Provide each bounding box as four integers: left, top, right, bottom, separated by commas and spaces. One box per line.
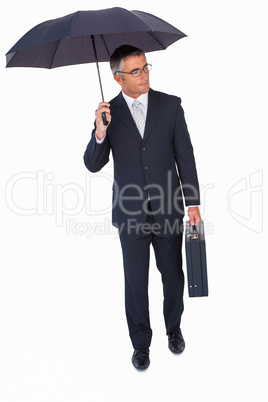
84, 45, 201, 370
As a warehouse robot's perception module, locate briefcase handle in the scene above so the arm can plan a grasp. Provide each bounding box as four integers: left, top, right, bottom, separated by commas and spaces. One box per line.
187, 224, 199, 241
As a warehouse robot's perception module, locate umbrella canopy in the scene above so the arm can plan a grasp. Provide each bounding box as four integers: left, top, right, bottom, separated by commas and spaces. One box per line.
6, 7, 186, 69
6, 7, 186, 124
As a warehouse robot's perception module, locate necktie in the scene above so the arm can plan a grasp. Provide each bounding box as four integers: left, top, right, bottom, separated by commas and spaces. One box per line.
132, 99, 145, 137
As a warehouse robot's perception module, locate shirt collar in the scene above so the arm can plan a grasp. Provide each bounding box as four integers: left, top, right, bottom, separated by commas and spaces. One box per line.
122, 91, 149, 110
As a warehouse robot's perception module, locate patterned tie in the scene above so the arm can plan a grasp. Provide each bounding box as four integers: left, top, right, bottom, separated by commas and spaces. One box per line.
132, 99, 145, 137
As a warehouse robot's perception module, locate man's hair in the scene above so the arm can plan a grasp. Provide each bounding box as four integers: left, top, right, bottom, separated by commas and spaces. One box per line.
110, 45, 145, 77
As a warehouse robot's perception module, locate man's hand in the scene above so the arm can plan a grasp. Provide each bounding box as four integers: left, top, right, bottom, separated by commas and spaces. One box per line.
95, 102, 111, 140
188, 206, 201, 227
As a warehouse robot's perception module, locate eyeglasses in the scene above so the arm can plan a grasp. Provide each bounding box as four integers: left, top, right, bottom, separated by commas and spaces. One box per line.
115, 64, 152, 78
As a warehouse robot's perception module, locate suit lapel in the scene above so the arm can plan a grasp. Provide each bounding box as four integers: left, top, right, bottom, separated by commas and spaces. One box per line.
112, 90, 161, 144
112, 92, 142, 143
143, 89, 162, 144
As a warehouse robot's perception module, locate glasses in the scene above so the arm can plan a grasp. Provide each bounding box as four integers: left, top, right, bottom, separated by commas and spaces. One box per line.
115, 64, 152, 78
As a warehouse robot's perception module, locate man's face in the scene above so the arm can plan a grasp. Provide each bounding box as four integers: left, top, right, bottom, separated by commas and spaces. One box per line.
114, 55, 150, 99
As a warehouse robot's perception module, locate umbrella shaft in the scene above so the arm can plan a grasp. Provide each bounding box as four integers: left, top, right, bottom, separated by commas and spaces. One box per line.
91, 35, 105, 102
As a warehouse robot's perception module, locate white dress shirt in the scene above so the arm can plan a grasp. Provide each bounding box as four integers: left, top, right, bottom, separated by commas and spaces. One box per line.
95, 92, 148, 144
122, 92, 148, 122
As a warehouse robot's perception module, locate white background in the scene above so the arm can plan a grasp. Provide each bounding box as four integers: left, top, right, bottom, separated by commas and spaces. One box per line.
1, 1, 267, 401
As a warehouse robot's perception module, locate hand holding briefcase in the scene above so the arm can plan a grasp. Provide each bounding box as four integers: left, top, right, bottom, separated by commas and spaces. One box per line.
185, 220, 208, 297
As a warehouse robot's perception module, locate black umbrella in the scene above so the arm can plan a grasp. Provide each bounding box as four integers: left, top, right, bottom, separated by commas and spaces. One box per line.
5, 7, 186, 124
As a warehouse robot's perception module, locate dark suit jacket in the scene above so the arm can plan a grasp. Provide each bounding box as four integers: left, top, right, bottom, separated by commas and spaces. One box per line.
84, 89, 200, 231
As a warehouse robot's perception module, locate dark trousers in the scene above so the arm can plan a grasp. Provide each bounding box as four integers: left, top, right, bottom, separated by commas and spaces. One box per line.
119, 210, 184, 349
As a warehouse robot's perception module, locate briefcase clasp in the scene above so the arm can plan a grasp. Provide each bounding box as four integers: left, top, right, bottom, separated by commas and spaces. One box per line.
187, 224, 199, 240
187, 233, 199, 240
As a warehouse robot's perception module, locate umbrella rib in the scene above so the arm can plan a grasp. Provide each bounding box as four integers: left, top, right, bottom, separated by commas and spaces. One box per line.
148, 32, 166, 50
100, 34, 111, 58
49, 40, 62, 69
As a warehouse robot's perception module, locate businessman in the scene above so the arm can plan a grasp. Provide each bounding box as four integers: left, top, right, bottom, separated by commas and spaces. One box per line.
84, 45, 201, 370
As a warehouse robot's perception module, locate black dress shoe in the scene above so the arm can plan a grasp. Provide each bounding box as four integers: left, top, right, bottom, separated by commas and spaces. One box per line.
168, 327, 185, 354
132, 348, 150, 370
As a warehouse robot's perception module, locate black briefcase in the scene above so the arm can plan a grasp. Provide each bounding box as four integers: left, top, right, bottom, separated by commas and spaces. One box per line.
185, 220, 208, 297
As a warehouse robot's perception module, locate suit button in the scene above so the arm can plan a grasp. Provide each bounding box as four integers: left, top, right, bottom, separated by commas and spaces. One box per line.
144, 166, 148, 170
142, 147, 146, 151
143, 186, 147, 190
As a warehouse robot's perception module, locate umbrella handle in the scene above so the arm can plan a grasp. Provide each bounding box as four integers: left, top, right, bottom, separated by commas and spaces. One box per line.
91, 35, 108, 126
101, 112, 108, 125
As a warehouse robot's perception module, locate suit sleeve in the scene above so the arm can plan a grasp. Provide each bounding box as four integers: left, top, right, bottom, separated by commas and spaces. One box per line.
173, 98, 200, 206
83, 125, 110, 173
